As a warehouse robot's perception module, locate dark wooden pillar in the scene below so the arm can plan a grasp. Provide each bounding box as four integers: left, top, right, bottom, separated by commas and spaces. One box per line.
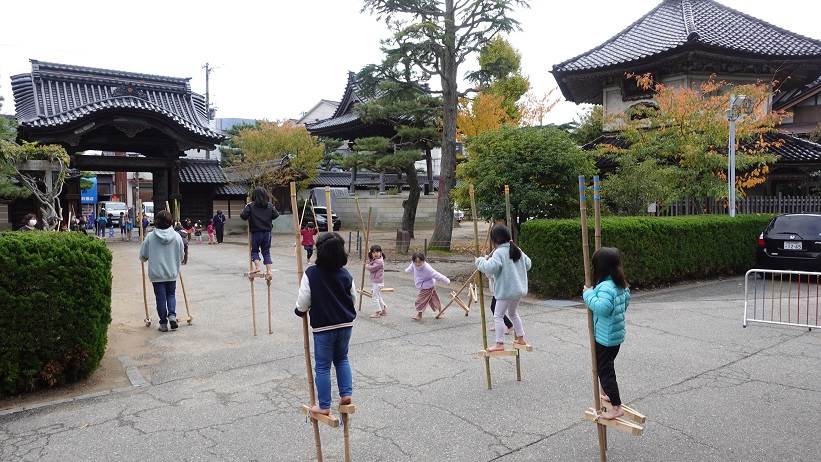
152, 169, 169, 211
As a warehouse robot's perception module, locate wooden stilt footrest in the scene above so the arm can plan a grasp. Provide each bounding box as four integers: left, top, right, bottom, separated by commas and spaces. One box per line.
300, 405, 340, 428
475, 349, 519, 358
245, 272, 271, 280
338, 404, 357, 414
381, 288, 395, 292
583, 408, 643, 436
602, 401, 646, 424
452, 295, 471, 314
358, 289, 372, 298
512, 342, 533, 352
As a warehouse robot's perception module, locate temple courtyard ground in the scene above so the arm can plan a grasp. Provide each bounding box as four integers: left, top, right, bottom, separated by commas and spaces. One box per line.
2, 231, 821, 461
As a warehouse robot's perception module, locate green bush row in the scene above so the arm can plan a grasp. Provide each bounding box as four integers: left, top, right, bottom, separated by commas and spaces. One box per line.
518, 215, 773, 298
0, 232, 112, 396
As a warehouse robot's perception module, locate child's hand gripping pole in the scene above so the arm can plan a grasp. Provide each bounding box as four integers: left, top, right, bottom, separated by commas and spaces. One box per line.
291, 182, 324, 461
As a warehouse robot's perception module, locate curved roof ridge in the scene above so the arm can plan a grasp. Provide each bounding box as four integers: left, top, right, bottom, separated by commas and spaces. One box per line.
681, 0, 699, 40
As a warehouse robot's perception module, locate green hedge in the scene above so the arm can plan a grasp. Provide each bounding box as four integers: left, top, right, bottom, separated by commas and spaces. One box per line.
519, 215, 773, 299
0, 232, 112, 396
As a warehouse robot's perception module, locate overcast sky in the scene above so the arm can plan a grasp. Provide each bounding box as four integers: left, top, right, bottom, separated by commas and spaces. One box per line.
1, 0, 819, 125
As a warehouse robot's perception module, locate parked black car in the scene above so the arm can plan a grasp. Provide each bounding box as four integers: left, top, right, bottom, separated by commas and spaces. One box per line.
310, 206, 341, 232
756, 214, 821, 272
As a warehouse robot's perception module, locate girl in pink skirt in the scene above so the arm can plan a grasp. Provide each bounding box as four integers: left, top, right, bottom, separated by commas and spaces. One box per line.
405, 252, 450, 321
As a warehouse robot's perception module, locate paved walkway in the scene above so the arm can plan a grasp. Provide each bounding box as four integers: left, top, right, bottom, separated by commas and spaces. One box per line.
2, 238, 820, 461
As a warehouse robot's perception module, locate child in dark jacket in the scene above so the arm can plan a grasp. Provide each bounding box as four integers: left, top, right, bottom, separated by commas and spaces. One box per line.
241, 186, 280, 278
583, 247, 631, 420
295, 232, 356, 415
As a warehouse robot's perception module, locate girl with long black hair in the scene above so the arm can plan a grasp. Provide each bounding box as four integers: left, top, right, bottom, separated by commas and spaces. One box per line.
475, 224, 532, 352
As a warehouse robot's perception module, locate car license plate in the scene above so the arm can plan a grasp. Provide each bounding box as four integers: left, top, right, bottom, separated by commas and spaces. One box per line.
784, 241, 802, 250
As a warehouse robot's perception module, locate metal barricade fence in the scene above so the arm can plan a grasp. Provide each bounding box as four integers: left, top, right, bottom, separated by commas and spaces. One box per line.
744, 269, 821, 331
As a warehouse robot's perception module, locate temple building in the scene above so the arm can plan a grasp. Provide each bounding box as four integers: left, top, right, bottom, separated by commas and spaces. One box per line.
4, 60, 238, 228
305, 72, 439, 194
552, 0, 821, 195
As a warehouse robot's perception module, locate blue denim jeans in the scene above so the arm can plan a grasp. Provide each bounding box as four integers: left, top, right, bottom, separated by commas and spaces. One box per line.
250, 231, 272, 265
313, 327, 353, 409
152, 281, 177, 325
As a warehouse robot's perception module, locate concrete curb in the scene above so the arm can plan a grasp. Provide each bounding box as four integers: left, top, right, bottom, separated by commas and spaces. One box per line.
0, 355, 148, 417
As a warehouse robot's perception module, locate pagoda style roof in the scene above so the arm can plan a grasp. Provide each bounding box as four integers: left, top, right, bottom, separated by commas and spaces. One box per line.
11, 60, 223, 150
306, 72, 393, 139
553, 0, 821, 103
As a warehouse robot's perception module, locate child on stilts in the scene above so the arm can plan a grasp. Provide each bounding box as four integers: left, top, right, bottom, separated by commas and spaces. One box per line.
139, 210, 185, 332
475, 224, 531, 352
241, 186, 280, 279
367, 245, 388, 318
583, 247, 631, 420
294, 232, 356, 415
405, 252, 450, 321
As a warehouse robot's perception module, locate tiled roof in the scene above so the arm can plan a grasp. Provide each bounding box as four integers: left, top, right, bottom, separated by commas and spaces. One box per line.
765, 133, 821, 162
214, 183, 248, 196
11, 60, 222, 142
553, 0, 821, 74
773, 76, 821, 111
583, 132, 821, 163
178, 159, 226, 184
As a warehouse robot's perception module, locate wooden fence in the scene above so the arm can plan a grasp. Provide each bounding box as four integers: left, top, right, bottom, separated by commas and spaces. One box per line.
657, 195, 821, 216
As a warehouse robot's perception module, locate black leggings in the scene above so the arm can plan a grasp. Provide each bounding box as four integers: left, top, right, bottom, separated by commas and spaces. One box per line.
596, 342, 621, 406
490, 297, 513, 329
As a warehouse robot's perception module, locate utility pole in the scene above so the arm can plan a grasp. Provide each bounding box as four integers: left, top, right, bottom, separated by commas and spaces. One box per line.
203, 62, 214, 160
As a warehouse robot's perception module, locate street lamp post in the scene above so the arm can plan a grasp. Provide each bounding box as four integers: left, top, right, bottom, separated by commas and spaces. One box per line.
727, 95, 753, 217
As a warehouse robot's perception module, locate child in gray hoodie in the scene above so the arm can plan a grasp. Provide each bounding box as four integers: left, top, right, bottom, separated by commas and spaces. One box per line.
139, 210, 185, 332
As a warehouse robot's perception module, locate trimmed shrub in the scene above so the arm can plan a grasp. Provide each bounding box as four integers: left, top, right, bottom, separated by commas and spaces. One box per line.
519, 215, 773, 298
0, 232, 112, 396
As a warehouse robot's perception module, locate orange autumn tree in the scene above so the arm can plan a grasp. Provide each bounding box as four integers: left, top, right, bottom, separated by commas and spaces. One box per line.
599, 74, 782, 209
457, 92, 516, 139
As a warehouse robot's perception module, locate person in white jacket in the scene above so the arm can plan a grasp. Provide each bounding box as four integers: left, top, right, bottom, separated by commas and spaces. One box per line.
475, 225, 531, 352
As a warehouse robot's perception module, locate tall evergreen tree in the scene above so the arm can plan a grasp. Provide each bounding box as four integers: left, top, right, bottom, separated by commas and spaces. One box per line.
362, 0, 528, 249
354, 77, 442, 237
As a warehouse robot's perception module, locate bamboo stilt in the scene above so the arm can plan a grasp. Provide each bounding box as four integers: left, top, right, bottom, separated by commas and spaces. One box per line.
137, 199, 150, 327
593, 175, 606, 450
358, 208, 372, 312
291, 182, 324, 461
178, 270, 192, 325
504, 184, 513, 241
579, 176, 606, 462
247, 195, 257, 337
470, 184, 492, 390
325, 186, 333, 231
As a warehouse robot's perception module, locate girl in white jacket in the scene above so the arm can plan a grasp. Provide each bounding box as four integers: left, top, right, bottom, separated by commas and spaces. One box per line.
475, 225, 531, 352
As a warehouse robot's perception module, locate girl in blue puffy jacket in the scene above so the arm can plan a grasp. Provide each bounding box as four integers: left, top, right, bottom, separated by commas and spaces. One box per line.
583, 247, 631, 420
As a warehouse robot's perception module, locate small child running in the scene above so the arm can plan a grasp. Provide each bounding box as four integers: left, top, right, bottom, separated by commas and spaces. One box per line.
583, 247, 631, 420
301, 222, 319, 262
294, 232, 356, 415
366, 245, 388, 318
475, 224, 531, 352
207, 219, 216, 245
405, 252, 450, 321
